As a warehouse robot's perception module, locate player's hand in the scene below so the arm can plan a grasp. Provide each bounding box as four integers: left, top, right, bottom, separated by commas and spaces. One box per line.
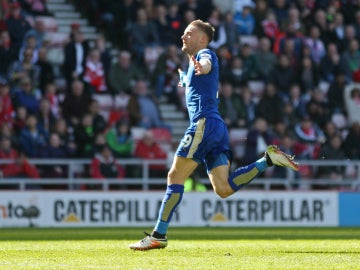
191, 56, 212, 75
191, 56, 204, 75
178, 68, 186, 87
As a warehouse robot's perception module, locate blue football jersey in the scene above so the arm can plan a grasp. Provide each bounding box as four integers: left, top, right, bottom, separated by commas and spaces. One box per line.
184, 48, 222, 123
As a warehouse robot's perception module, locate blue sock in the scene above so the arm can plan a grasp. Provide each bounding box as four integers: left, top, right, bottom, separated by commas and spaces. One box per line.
154, 184, 184, 235
228, 157, 268, 192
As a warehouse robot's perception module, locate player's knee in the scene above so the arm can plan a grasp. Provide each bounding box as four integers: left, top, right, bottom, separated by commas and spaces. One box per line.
167, 170, 176, 181
167, 170, 185, 185
213, 186, 233, 199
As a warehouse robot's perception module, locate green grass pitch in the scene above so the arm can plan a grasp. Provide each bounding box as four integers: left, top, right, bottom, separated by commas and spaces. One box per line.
0, 227, 359, 270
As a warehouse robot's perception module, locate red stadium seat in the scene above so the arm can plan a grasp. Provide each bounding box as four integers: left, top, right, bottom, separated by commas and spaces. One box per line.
149, 128, 173, 152
108, 110, 129, 126
150, 128, 172, 143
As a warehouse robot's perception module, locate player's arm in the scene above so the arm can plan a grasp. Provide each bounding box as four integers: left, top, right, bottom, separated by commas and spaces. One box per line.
178, 68, 187, 87
191, 55, 212, 75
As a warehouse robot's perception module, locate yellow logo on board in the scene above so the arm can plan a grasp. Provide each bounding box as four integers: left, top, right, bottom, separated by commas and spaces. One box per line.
211, 213, 228, 222
63, 213, 81, 223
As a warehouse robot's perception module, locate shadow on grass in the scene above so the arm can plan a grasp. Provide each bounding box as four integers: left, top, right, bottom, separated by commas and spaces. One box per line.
0, 227, 360, 241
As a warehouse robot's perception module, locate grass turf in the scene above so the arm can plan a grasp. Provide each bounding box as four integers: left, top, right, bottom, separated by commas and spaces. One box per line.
0, 227, 359, 270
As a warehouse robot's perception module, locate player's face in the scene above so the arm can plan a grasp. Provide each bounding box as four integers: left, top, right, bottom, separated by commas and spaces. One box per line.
181, 25, 201, 55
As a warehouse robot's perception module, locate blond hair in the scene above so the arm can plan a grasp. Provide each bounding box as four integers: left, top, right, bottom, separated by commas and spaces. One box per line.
189, 19, 215, 43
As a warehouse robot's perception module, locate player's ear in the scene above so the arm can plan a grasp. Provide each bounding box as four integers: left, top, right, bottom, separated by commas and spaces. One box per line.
199, 32, 207, 45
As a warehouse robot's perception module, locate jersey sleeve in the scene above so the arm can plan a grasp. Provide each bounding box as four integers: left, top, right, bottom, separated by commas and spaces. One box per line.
198, 49, 212, 62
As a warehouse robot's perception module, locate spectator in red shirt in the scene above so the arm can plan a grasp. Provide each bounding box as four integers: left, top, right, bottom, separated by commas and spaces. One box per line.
134, 130, 167, 177
261, 11, 280, 42
0, 135, 40, 178
83, 48, 107, 93
0, 77, 13, 127
43, 82, 60, 118
89, 144, 125, 184
293, 115, 324, 160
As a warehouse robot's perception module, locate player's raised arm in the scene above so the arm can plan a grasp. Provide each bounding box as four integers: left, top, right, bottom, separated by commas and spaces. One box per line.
178, 68, 187, 87
191, 55, 211, 75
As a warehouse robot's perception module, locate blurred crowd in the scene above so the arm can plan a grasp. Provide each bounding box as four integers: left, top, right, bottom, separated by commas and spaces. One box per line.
1, 0, 360, 185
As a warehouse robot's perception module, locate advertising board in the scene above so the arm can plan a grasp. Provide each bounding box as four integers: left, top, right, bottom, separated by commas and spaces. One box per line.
0, 191, 339, 227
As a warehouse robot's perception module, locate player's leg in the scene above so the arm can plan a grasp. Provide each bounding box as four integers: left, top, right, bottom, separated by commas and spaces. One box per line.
200, 117, 269, 197
208, 152, 269, 198
207, 159, 233, 198
208, 145, 299, 198
130, 119, 203, 250
153, 156, 198, 235
129, 156, 198, 250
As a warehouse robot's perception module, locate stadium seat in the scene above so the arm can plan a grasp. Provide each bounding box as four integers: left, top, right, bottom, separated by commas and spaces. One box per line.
108, 109, 129, 126
93, 94, 130, 111
149, 128, 172, 143
131, 127, 147, 141
332, 113, 347, 131
44, 32, 69, 47
149, 128, 173, 152
248, 80, 265, 103
93, 94, 114, 110
113, 94, 130, 108
318, 81, 330, 94
36, 16, 58, 32
239, 35, 259, 51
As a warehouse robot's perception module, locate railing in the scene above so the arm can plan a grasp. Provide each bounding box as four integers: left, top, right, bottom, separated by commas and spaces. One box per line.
0, 159, 359, 191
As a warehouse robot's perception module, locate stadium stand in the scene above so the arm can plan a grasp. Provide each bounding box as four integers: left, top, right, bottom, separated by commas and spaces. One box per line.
1, 0, 360, 191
